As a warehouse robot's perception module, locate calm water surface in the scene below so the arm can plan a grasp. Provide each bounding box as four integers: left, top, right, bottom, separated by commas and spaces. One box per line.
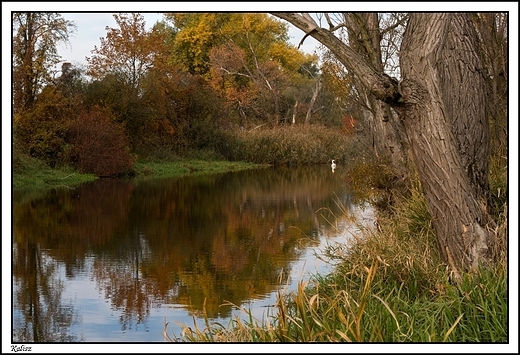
12, 165, 374, 343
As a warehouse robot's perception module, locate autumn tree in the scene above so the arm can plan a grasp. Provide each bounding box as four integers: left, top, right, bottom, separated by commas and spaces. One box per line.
13, 86, 74, 167
318, 54, 362, 128
212, 14, 319, 124
166, 13, 319, 125
86, 13, 163, 90
272, 12, 505, 275
165, 13, 225, 75
12, 12, 76, 114
85, 13, 170, 146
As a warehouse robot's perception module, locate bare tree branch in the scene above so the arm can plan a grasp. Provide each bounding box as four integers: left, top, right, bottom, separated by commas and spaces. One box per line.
271, 12, 401, 104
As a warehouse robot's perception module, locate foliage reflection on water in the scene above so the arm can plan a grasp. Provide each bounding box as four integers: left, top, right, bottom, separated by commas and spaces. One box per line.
12, 165, 370, 342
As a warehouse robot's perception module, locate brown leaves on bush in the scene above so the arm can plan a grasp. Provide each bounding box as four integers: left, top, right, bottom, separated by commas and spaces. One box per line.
69, 107, 133, 176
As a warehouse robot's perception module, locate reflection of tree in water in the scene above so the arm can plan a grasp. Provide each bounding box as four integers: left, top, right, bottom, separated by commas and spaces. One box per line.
12, 165, 355, 336
85, 166, 352, 321
12, 180, 137, 339
12, 244, 80, 342
91, 232, 162, 331
131, 165, 353, 318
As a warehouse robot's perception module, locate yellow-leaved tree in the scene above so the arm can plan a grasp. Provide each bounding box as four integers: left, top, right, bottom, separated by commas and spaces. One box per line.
165, 13, 320, 126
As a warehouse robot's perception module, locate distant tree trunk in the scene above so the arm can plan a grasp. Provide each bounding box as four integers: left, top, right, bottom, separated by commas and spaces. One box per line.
305, 78, 321, 124
15, 13, 37, 112
343, 13, 409, 170
292, 100, 298, 124
273, 91, 281, 123
12, 13, 73, 114
271, 12, 497, 274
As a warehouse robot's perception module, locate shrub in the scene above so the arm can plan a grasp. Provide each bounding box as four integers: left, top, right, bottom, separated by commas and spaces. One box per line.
69, 107, 133, 176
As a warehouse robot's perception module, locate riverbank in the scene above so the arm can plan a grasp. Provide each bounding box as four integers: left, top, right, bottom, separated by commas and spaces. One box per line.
13, 152, 268, 192
132, 159, 268, 179
13, 153, 98, 192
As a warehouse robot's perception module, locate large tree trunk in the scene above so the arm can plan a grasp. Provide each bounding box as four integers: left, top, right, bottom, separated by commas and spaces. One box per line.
271, 12, 497, 274
362, 95, 408, 170
397, 13, 495, 274
472, 13, 508, 181
435, 14, 491, 203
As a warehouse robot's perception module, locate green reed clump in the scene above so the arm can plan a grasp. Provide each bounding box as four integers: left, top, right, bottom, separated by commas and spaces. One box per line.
222, 125, 356, 165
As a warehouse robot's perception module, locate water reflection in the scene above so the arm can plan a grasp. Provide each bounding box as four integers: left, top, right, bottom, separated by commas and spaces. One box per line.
12, 165, 359, 342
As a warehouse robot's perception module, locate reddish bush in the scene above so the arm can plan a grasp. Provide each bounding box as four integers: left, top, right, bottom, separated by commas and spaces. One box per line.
69, 107, 133, 176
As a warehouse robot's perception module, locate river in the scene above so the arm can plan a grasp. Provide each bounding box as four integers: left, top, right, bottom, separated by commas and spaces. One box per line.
11, 164, 374, 344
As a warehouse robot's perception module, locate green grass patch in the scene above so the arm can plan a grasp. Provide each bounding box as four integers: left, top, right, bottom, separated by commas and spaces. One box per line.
13, 153, 97, 192
133, 159, 268, 179
13, 150, 266, 200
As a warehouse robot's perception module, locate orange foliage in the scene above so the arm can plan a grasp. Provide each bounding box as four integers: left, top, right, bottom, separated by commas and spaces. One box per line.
342, 115, 357, 135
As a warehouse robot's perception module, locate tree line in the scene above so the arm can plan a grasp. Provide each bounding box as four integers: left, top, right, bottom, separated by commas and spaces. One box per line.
13, 13, 356, 176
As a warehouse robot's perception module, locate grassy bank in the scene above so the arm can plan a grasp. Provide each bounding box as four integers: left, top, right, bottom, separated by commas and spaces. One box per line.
13, 124, 357, 191
132, 159, 267, 179
13, 153, 98, 192
164, 160, 508, 343
13, 150, 267, 193
167, 259, 506, 343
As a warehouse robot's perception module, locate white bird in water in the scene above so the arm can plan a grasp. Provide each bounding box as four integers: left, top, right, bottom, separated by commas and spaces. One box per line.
331, 159, 336, 173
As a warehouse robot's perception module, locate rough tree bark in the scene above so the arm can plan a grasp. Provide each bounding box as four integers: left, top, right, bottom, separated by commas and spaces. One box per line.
397, 13, 495, 275
271, 12, 496, 274
343, 13, 408, 170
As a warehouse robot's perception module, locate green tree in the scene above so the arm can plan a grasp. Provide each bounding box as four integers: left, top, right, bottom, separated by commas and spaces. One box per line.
12, 12, 76, 114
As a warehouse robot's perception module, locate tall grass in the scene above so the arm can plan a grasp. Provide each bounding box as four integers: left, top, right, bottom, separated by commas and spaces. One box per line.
221, 125, 357, 165
164, 163, 508, 343
165, 259, 506, 343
